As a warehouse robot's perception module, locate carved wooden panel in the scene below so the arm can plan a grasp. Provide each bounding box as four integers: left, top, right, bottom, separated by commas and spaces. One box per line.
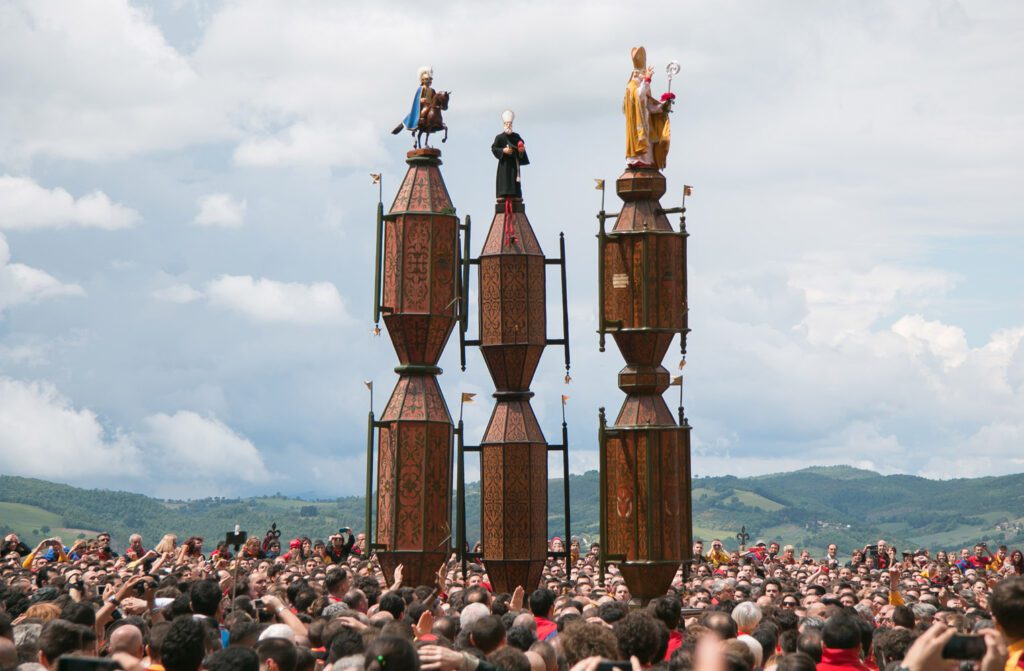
375, 149, 456, 589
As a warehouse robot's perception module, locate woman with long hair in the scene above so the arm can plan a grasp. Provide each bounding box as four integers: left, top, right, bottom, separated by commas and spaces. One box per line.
240, 537, 264, 560
1010, 549, 1023, 575
154, 534, 178, 554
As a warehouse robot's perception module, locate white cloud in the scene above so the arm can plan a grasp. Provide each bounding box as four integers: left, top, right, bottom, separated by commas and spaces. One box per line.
0, 377, 142, 481
0, 176, 139, 230
0, 1, 230, 162
789, 256, 955, 346
206, 275, 350, 325
688, 253, 1024, 480
193, 193, 246, 228
233, 119, 385, 168
152, 283, 203, 304
0, 233, 84, 313
0, 375, 271, 495
143, 411, 270, 484
891, 315, 969, 369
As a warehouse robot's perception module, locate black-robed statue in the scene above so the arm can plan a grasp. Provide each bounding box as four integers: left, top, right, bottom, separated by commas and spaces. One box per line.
491, 110, 529, 198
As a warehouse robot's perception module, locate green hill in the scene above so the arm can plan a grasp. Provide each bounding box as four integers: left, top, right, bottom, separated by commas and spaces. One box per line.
2, 467, 1023, 555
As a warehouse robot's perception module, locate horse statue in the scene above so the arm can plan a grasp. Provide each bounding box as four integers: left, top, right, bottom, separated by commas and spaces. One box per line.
417, 90, 449, 148
392, 90, 450, 149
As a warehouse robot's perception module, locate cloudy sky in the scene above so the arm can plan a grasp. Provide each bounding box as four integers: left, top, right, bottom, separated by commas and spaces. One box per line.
1, 0, 1022, 499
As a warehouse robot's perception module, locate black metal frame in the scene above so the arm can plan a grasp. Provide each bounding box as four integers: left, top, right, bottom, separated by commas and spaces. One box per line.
453, 215, 574, 578
454, 419, 572, 579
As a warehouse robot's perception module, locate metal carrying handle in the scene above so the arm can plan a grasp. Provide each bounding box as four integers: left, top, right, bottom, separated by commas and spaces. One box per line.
372, 201, 385, 327
364, 411, 376, 554
458, 215, 473, 371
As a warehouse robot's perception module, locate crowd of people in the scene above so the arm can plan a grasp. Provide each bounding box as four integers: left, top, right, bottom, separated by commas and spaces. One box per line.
1, 528, 1023, 671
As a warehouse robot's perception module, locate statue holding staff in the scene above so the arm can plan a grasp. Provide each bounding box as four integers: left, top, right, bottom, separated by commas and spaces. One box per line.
624, 47, 676, 169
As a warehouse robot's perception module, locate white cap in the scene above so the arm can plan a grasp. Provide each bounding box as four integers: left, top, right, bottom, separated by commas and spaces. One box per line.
501, 109, 515, 124
259, 624, 296, 643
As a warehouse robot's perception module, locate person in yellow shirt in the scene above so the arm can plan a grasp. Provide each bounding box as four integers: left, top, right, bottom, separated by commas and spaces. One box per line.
20, 538, 68, 569
706, 539, 731, 569
990, 576, 1024, 671
991, 545, 1009, 572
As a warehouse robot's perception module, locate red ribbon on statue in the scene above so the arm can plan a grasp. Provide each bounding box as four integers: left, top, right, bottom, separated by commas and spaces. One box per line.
503, 196, 517, 247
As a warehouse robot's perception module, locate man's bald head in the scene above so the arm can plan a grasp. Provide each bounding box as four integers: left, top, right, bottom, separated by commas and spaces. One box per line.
524, 650, 546, 671
109, 624, 144, 658
529, 640, 557, 671
513, 612, 537, 632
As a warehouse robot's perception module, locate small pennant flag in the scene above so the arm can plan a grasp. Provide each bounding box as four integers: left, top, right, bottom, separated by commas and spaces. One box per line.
363, 380, 373, 391
679, 358, 687, 370
594, 178, 605, 190
561, 395, 570, 406
670, 376, 682, 386
683, 185, 694, 197
461, 392, 476, 403
370, 173, 381, 184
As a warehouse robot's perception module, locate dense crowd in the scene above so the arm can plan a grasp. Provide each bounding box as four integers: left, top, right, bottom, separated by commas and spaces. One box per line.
2, 529, 1023, 671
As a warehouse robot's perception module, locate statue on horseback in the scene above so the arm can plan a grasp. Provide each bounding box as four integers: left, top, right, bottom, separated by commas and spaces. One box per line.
391, 66, 449, 149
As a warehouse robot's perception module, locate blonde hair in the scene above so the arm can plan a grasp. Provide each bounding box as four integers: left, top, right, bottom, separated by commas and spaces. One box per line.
154, 534, 178, 554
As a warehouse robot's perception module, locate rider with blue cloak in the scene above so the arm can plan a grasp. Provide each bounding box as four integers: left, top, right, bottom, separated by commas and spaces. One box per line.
392, 66, 436, 135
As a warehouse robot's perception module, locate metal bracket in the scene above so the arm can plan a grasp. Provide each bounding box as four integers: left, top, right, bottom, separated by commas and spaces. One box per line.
598, 407, 607, 580
458, 215, 473, 371
597, 212, 608, 352
538, 233, 572, 379
372, 201, 385, 327
364, 411, 378, 554
455, 421, 483, 580
547, 420, 572, 560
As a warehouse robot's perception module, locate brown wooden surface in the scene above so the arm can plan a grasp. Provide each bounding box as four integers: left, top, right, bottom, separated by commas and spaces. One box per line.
475, 204, 551, 592
376, 150, 457, 588
599, 167, 693, 600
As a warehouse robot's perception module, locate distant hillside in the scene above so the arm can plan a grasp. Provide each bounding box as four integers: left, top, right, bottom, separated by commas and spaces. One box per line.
2, 467, 1023, 554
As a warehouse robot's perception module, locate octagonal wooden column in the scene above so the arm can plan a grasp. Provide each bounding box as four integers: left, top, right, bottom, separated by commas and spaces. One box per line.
372, 148, 458, 588
597, 168, 693, 601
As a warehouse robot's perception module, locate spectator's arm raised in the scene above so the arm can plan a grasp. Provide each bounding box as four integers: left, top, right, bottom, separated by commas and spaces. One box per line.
261, 593, 308, 639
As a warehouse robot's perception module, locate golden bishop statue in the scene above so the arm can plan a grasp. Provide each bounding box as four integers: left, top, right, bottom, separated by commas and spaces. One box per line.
624, 46, 673, 169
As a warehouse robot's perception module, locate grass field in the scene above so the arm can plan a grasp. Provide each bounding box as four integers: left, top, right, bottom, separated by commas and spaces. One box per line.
732, 489, 785, 512
0, 502, 102, 543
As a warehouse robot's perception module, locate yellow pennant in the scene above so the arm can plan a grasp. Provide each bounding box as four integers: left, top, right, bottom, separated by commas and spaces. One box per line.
461, 392, 476, 403
670, 376, 682, 386
370, 173, 381, 185
561, 395, 570, 406
594, 178, 605, 190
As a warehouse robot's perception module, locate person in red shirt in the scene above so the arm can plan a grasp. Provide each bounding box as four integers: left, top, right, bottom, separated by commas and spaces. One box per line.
818, 612, 871, 671
529, 588, 558, 641
652, 596, 683, 660
967, 543, 994, 570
